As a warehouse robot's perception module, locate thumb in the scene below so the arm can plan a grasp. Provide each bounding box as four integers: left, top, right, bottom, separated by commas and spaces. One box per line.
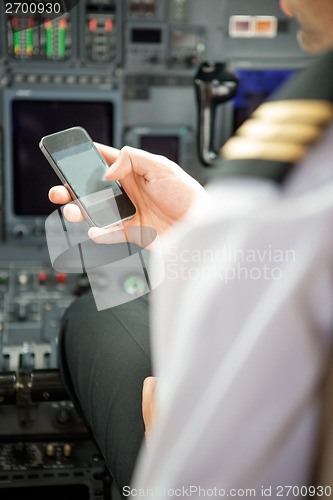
104, 146, 155, 181
104, 161, 123, 181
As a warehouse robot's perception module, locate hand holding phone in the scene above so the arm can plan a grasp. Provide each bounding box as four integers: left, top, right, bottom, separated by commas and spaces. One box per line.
40, 126, 136, 228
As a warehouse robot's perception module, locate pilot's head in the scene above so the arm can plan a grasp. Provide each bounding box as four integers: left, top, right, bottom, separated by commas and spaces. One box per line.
280, 0, 333, 54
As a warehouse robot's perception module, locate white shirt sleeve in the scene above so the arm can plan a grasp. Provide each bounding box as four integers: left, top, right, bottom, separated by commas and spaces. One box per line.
129, 126, 333, 499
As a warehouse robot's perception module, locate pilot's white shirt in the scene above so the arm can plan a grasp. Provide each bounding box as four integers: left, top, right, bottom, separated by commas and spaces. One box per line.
130, 124, 333, 499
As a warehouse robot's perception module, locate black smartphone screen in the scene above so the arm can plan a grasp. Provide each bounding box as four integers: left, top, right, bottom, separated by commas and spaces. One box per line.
41, 127, 136, 228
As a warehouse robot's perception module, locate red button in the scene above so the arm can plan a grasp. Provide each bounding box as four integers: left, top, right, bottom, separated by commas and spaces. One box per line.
38, 272, 47, 284
56, 273, 67, 284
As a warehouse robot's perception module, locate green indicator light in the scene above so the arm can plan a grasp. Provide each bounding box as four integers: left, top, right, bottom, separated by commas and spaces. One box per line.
13, 30, 21, 55
45, 26, 53, 57
58, 27, 66, 57
57, 18, 67, 58
26, 28, 33, 55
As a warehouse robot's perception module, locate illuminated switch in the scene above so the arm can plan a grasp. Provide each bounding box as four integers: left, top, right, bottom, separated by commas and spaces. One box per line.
46, 443, 55, 457
255, 16, 277, 38
229, 16, 255, 38
38, 271, 47, 284
63, 443, 73, 457
89, 18, 97, 32
56, 272, 67, 284
18, 273, 29, 286
105, 18, 113, 32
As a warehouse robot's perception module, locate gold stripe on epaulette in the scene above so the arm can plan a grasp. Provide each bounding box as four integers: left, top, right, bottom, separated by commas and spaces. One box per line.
222, 137, 306, 163
254, 100, 333, 125
221, 99, 333, 162
237, 120, 322, 144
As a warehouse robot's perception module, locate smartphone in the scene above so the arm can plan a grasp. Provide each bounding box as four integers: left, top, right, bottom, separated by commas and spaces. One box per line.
39, 126, 136, 228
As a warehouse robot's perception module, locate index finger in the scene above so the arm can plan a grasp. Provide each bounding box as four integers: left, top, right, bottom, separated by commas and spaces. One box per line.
49, 185, 72, 205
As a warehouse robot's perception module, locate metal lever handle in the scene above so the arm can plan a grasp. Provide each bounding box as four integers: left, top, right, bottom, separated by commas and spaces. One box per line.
194, 62, 238, 166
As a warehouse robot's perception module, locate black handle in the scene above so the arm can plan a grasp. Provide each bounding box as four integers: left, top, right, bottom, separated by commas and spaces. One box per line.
194, 62, 238, 166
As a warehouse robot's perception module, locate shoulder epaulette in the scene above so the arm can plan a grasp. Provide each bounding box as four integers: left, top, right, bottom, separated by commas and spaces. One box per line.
212, 51, 333, 185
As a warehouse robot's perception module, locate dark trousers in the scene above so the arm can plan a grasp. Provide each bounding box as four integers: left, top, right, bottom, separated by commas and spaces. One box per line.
58, 290, 151, 494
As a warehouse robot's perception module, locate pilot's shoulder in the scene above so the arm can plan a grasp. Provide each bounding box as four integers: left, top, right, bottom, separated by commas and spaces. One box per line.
216, 50, 333, 185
